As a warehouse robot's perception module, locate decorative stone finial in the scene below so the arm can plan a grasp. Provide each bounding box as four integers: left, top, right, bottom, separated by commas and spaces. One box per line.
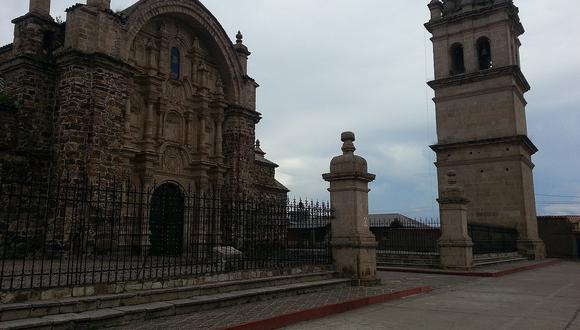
438, 169, 468, 204
255, 139, 266, 156
236, 31, 243, 44
428, 0, 443, 20
341, 131, 356, 155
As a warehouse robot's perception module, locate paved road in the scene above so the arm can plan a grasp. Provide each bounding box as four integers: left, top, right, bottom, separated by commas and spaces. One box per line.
287, 261, 580, 330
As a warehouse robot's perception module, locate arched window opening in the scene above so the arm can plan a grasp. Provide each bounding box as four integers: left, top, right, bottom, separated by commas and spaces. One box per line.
450, 43, 465, 75
477, 37, 492, 70
170, 47, 180, 79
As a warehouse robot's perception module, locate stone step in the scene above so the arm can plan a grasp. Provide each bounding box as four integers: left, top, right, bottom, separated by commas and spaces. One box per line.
377, 255, 440, 267
0, 278, 350, 330
473, 257, 528, 267
377, 258, 439, 264
377, 262, 440, 269
0, 271, 338, 324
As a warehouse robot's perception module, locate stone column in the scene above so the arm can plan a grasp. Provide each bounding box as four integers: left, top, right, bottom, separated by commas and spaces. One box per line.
123, 98, 132, 139
144, 101, 155, 146
198, 113, 208, 155
323, 132, 378, 285
184, 112, 192, 147
437, 171, 474, 270
214, 115, 224, 157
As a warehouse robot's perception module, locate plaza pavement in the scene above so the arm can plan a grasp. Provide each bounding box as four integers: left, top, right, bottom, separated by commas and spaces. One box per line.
287, 261, 580, 330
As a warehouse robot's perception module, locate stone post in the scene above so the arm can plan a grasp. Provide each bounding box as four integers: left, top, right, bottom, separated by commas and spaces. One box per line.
323, 132, 378, 285
437, 171, 474, 270
87, 0, 110, 10
29, 0, 51, 17
428, 0, 443, 21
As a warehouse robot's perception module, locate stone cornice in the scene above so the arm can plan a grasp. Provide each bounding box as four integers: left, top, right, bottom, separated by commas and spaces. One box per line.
0, 55, 56, 74
54, 49, 137, 76
430, 135, 538, 155
254, 182, 290, 193
225, 105, 262, 124
0, 44, 13, 54
12, 12, 58, 26
431, 135, 538, 154
425, 2, 524, 36
322, 172, 376, 183
428, 65, 530, 93
435, 154, 535, 170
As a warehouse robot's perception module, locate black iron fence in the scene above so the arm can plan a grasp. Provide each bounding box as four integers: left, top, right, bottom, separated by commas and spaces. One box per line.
372, 218, 519, 256
0, 177, 332, 291
468, 224, 518, 255
372, 217, 441, 254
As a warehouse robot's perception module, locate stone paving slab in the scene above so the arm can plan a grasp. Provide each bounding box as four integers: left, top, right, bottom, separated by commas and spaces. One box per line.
118, 269, 480, 330
286, 261, 580, 330
118, 285, 430, 330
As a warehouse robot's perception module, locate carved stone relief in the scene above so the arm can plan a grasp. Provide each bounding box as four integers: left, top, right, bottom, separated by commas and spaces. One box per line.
165, 112, 182, 142
163, 147, 182, 174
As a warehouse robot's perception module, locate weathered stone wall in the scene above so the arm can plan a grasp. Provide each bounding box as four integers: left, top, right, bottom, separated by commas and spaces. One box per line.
0, 61, 56, 177
53, 52, 133, 183
223, 107, 260, 197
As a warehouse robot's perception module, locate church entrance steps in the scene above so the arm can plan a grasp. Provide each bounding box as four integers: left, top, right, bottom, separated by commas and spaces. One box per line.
0, 271, 348, 329
473, 252, 527, 267
377, 252, 440, 268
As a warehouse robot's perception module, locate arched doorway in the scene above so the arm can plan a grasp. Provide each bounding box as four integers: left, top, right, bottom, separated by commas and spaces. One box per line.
149, 183, 185, 256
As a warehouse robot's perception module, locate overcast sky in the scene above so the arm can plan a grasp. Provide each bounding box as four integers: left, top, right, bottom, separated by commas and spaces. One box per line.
2, 1, 579, 217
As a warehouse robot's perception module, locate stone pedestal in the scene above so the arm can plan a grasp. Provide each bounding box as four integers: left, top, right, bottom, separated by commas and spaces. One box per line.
438, 171, 473, 270
518, 239, 546, 260
323, 132, 378, 285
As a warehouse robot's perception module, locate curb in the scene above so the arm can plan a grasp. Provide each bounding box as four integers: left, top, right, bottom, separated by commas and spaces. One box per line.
377, 259, 560, 277
222, 285, 432, 330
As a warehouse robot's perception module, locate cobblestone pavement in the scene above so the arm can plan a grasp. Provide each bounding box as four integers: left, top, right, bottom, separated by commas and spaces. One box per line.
119, 271, 479, 330
287, 261, 580, 330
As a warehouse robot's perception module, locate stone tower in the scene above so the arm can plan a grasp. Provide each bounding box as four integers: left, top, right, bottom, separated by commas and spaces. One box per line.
425, 0, 545, 258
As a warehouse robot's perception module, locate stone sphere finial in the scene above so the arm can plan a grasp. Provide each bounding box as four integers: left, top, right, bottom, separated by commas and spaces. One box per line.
341, 131, 356, 154
341, 131, 355, 142
236, 31, 243, 44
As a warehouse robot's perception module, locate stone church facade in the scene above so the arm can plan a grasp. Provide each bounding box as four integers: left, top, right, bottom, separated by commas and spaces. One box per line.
0, 0, 288, 199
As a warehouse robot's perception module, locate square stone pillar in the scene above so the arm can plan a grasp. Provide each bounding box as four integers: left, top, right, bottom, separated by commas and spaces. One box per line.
323, 132, 378, 285
29, 0, 51, 17
438, 171, 473, 270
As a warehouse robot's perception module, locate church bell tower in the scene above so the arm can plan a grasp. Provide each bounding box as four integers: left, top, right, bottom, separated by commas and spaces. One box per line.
425, 0, 545, 259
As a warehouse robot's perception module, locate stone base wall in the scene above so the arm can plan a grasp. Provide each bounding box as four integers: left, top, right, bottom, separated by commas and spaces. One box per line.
0, 265, 333, 304
436, 140, 540, 242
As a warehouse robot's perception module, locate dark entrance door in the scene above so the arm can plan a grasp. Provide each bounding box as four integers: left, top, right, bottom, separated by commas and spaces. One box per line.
149, 183, 184, 256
